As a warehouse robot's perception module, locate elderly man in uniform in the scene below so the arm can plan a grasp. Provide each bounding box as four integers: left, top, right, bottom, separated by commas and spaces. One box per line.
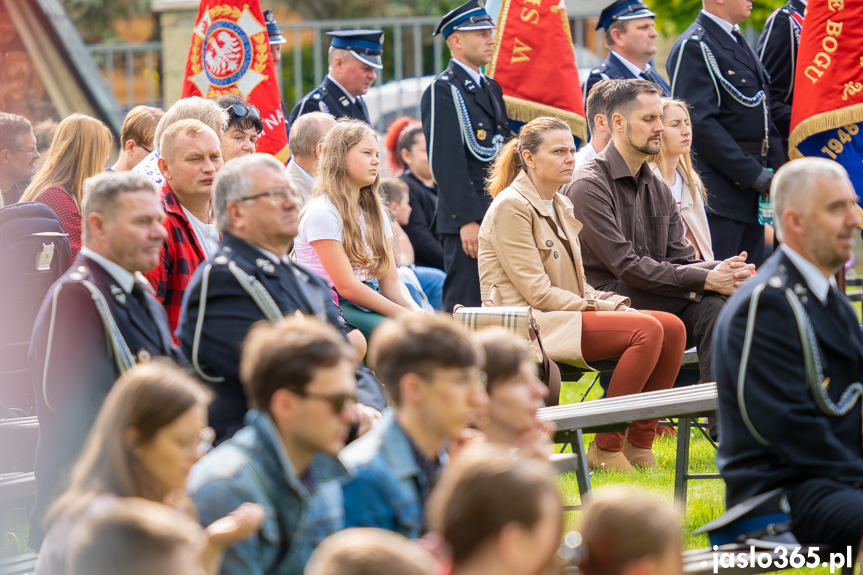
288, 30, 383, 127
178, 153, 386, 445
28, 172, 181, 546
583, 0, 670, 106
667, 0, 785, 267
713, 158, 863, 551
757, 0, 806, 151
420, 0, 509, 311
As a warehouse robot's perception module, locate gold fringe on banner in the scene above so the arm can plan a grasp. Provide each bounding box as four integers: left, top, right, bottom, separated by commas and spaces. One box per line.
503, 95, 587, 143
856, 204, 863, 230
789, 102, 863, 159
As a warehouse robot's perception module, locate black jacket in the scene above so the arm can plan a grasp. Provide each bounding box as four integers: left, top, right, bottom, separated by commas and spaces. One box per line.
668, 12, 784, 224
756, 0, 805, 141
288, 76, 370, 128
714, 249, 863, 507
178, 233, 386, 443
398, 169, 444, 270
583, 52, 670, 106
420, 60, 509, 235
29, 253, 180, 544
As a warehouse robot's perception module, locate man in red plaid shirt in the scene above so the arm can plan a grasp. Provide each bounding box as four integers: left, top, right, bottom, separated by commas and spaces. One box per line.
146, 118, 224, 333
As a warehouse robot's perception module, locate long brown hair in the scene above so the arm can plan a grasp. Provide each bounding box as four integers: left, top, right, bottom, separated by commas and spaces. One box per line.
20, 113, 112, 206
648, 99, 708, 206
306, 119, 391, 279
45, 361, 213, 527
486, 117, 570, 198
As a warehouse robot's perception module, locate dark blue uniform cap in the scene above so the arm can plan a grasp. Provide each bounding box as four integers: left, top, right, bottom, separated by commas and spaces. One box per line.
434, 0, 495, 39
596, 0, 656, 31
264, 10, 286, 45
327, 29, 385, 70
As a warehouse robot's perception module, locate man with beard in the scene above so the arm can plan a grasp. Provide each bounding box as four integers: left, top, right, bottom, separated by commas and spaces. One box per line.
0, 112, 40, 206
564, 79, 753, 386
713, 158, 863, 550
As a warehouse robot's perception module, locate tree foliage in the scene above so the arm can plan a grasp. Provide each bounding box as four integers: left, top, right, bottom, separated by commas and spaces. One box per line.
644, 0, 787, 36
284, 0, 461, 20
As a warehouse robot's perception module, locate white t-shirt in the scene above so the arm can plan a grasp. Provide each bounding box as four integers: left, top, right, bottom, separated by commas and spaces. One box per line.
668, 171, 689, 236
181, 205, 220, 259
293, 195, 393, 287
541, 199, 561, 228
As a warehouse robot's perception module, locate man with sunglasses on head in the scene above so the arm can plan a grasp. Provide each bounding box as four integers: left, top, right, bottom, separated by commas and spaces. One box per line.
145, 119, 224, 334
288, 29, 383, 127
189, 315, 359, 575
215, 95, 263, 163
178, 153, 387, 445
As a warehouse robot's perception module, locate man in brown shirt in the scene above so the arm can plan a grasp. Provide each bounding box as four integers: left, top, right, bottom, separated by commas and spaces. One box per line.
564, 79, 753, 383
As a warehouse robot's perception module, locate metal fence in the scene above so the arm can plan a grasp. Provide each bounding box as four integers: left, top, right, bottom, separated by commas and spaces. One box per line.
279, 16, 444, 132
86, 41, 162, 112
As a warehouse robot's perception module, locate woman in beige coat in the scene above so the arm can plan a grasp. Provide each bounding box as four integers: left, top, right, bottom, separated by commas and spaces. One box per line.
648, 98, 714, 261
478, 117, 686, 472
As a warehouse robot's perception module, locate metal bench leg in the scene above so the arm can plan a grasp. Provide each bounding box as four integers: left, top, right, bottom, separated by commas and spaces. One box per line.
674, 417, 692, 508
573, 429, 592, 502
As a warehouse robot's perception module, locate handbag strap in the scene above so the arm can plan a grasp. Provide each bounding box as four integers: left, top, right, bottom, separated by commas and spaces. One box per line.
530, 319, 561, 406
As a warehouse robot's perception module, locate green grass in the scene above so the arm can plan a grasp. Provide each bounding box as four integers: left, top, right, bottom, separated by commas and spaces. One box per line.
555, 375, 844, 575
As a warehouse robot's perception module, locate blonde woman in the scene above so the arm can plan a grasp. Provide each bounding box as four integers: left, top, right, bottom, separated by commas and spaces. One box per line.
36, 361, 263, 575
647, 99, 714, 261
20, 114, 113, 259
479, 117, 686, 472
293, 119, 421, 338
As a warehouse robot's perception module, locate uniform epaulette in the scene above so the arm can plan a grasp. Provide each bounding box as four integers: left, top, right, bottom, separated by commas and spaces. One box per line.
214, 254, 229, 265
439, 71, 451, 82
778, 4, 794, 15
765, 261, 791, 290
69, 265, 89, 281
688, 26, 705, 42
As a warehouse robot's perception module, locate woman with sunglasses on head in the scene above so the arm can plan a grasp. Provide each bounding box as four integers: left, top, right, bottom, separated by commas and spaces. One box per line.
479, 117, 686, 472
35, 361, 264, 575
20, 113, 113, 259
647, 98, 713, 262
293, 119, 423, 339
215, 95, 263, 164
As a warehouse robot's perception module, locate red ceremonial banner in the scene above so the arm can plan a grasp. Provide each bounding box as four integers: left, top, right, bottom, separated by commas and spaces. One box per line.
789, 0, 863, 209
180, 0, 289, 162
487, 0, 586, 143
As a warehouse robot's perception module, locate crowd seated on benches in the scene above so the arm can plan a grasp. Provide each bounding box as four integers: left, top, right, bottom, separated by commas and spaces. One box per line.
477, 116, 686, 472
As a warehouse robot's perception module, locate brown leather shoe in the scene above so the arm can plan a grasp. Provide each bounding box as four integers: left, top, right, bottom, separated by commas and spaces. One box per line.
586, 441, 633, 472
622, 441, 658, 468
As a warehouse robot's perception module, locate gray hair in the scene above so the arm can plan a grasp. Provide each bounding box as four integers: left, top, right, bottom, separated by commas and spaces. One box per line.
289, 112, 336, 158
213, 153, 286, 233
771, 158, 850, 241
0, 112, 33, 152
82, 172, 158, 243
153, 97, 228, 150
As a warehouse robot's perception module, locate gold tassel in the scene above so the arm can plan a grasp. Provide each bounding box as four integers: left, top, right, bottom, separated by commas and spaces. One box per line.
502, 96, 587, 142
789, 102, 863, 159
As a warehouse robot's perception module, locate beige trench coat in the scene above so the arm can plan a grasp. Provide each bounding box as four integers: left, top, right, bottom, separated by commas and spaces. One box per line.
478, 170, 630, 368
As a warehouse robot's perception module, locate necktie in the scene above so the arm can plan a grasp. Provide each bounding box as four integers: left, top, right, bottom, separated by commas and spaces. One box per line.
280, 261, 314, 314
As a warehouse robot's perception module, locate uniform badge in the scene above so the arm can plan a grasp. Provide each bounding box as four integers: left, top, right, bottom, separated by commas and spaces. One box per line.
137, 349, 152, 363
214, 255, 228, 265
256, 258, 275, 273
110, 284, 127, 304
320, 102, 330, 114
464, 78, 476, 91
477, 129, 487, 140
339, 96, 350, 108
70, 265, 88, 281
768, 276, 782, 288
312, 93, 322, 100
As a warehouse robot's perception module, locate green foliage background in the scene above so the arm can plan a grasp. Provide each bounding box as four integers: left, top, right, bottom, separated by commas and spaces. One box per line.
644, 0, 788, 35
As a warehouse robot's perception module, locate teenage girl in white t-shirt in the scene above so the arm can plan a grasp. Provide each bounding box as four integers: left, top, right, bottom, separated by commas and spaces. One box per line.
293, 120, 421, 338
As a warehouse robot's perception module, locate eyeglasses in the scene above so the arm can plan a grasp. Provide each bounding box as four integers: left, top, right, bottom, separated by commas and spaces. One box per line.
14, 146, 39, 156
229, 104, 261, 120
423, 368, 488, 389
174, 427, 216, 455
135, 141, 152, 154
298, 390, 359, 414
238, 187, 295, 205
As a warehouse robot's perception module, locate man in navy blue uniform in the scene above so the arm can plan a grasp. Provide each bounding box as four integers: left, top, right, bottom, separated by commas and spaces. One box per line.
420, 0, 509, 311
28, 172, 181, 546
178, 154, 386, 445
667, 0, 785, 267
713, 158, 863, 550
288, 30, 383, 127
583, 0, 670, 106
757, 0, 806, 148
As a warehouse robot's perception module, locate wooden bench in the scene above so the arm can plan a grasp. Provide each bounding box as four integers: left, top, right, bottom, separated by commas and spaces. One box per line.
537, 382, 719, 507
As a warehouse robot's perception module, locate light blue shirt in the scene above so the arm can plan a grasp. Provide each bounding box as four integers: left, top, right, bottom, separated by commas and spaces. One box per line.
79, 247, 135, 293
